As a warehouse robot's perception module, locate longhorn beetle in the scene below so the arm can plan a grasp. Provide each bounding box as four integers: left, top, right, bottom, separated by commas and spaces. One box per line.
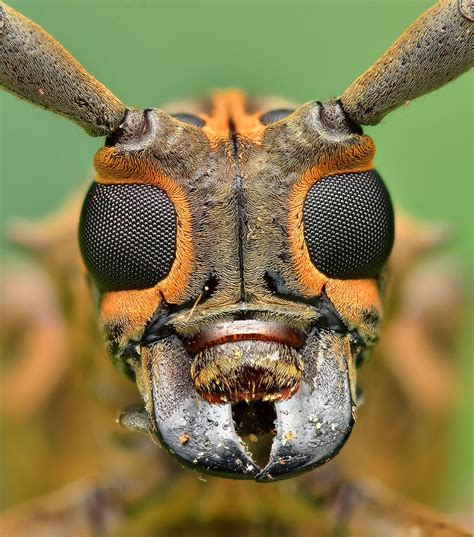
0, 0, 472, 482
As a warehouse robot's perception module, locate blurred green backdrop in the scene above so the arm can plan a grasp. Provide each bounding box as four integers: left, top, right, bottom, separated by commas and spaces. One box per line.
1, 0, 472, 507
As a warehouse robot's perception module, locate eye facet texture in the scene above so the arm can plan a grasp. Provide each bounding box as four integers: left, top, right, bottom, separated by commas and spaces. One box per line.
171, 113, 205, 127
303, 170, 394, 279
79, 183, 176, 291
260, 109, 295, 125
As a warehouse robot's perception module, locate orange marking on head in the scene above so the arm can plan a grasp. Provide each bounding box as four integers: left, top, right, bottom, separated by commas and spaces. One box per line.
202, 90, 264, 145
100, 287, 162, 343
287, 138, 375, 296
202, 91, 232, 135
93, 150, 194, 305
325, 279, 381, 317
325, 278, 382, 340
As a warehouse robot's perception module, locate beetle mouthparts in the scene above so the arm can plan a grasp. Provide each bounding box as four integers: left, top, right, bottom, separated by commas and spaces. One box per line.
190, 339, 303, 405
185, 320, 306, 353
137, 329, 354, 481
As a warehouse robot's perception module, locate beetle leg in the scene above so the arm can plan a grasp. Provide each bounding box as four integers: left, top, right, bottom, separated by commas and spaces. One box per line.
0, 3, 125, 136
340, 0, 473, 125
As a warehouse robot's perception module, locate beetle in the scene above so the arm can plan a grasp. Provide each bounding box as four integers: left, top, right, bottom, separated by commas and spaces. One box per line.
0, 0, 472, 482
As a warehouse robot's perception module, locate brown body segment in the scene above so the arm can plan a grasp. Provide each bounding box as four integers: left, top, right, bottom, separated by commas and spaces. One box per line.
229, 93, 380, 344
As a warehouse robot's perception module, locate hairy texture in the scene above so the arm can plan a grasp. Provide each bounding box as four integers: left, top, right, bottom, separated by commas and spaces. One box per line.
191, 340, 303, 404
341, 0, 473, 125
0, 3, 125, 135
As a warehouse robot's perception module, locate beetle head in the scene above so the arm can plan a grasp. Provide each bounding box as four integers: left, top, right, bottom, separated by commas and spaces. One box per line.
77, 94, 392, 480
1, 0, 471, 481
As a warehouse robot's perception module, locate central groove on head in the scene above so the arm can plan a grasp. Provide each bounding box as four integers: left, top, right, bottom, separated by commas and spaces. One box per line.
188, 322, 305, 405
229, 118, 248, 302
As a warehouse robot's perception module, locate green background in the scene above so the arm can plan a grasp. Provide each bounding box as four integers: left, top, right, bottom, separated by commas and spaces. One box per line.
1, 0, 472, 506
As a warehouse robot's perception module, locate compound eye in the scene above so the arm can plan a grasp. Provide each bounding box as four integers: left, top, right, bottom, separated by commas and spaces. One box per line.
260, 109, 295, 125
79, 183, 176, 291
303, 170, 394, 279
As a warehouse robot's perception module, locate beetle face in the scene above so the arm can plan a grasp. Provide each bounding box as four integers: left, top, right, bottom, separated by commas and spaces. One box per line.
79, 91, 394, 481
2, 0, 470, 484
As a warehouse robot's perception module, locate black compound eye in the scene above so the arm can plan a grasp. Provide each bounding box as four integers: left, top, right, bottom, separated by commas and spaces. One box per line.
171, 113, 205, 127
79, 183, 176, 291
303, 170, 394, 279
260, 109, 295, 125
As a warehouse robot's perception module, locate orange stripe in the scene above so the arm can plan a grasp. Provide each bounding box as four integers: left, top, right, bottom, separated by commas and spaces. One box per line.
93, 149, 194, 305
202, 90, 264, 145
287, 137, 375, 295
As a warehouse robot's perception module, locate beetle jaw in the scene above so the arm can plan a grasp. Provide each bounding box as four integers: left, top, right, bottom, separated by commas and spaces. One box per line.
130, 328, 356, 481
